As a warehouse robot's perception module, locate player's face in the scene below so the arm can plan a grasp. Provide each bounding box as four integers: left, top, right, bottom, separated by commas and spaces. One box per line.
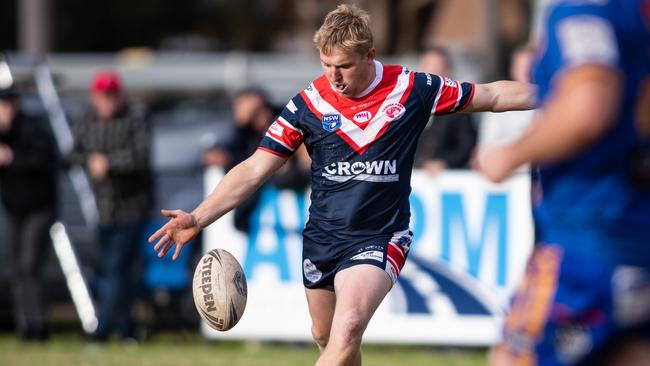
320, 47, 376, 98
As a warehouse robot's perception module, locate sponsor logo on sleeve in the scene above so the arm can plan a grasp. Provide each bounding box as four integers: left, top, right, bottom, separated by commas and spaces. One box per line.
286, 100, 298, 114
269, 121, 284, 136
444, 77, 457, 88
557, 15, 618, 66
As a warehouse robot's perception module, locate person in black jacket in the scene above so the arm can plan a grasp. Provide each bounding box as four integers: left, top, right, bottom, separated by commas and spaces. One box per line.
0, 86, 57, 341
414, 46, 478, 174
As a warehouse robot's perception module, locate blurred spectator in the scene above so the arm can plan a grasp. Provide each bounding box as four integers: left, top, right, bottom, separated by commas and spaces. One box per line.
414, 45, 477, 175
0, 85, 57, 341
203, 88, 309, 232
67, 70, 151, 341
478, 44, 536, 150
202, 88, 272, 170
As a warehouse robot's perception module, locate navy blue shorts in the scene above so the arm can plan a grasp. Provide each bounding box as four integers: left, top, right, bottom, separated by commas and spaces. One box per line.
302, 229, 413, 291
493, 243, 650, 366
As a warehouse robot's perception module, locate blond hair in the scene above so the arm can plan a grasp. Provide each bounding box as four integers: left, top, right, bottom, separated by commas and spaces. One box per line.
313, 4, 373, 56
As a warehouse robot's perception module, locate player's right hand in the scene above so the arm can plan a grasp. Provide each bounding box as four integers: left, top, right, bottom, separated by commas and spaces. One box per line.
148, 209, 201, 260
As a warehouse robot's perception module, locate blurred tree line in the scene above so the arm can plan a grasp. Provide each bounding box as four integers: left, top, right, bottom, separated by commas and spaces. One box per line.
0, 0, 531, 80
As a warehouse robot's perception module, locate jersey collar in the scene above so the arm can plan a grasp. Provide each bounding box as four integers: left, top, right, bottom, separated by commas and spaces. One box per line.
354, 60, 383, 98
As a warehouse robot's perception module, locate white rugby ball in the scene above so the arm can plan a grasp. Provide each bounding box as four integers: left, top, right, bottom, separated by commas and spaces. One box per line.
192, 249, 247, 331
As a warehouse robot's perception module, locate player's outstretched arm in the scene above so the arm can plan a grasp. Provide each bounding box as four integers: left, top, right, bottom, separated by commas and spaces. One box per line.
465, 80, 537, 113
149, 149, 288, 260
477, 65, 622, 183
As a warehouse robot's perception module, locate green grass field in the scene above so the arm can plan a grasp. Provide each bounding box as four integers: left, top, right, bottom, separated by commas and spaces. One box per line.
0, 331, 487, 366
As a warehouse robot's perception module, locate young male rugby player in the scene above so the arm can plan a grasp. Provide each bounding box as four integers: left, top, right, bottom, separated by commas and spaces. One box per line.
150, 4, 535, 365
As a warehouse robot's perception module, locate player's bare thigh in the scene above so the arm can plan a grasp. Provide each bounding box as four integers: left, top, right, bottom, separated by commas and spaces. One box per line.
330, 264, 393, 339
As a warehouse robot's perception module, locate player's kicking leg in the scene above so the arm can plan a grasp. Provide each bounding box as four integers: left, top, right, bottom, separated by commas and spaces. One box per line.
315, 264, 393, 366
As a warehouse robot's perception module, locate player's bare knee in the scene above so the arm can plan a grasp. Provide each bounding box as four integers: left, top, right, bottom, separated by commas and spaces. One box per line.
311, 324, 330, 349
336, 312, 366, 345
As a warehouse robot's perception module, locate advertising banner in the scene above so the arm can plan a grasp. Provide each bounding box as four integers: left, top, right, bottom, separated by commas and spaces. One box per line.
202, 168, 533, 345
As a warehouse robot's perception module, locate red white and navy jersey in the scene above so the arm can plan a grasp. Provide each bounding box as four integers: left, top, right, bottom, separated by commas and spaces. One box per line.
259, 60, 474, 244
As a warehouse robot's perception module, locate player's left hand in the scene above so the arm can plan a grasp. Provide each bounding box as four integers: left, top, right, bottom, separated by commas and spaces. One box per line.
475, 146, 517, 183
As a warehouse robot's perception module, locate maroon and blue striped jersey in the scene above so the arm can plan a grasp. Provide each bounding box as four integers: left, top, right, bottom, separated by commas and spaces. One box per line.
259, 61, 474, 243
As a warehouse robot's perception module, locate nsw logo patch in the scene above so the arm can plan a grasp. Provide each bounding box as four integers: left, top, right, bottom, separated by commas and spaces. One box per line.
322, 113, 342, 131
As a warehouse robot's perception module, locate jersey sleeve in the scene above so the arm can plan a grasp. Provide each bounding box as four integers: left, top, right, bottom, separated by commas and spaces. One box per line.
413, 72, 475, 116
258, 97, 306, 158
548, 3, 619, 72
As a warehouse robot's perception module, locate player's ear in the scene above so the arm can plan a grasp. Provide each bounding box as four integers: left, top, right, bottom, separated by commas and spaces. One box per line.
366, 48, 376, 63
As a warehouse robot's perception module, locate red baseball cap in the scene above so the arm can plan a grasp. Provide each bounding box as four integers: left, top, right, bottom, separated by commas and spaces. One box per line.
90, 70, 122, 93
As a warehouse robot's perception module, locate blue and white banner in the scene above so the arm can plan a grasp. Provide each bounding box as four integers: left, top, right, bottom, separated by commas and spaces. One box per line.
202, 168, 533, 345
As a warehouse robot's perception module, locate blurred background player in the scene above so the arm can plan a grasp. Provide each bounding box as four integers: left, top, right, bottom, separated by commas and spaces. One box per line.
414, 45, 477, 174
477, 0, 650, 365
0, 85, 57, 341
67, 70, 152, 341
149, 4, 535, 365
